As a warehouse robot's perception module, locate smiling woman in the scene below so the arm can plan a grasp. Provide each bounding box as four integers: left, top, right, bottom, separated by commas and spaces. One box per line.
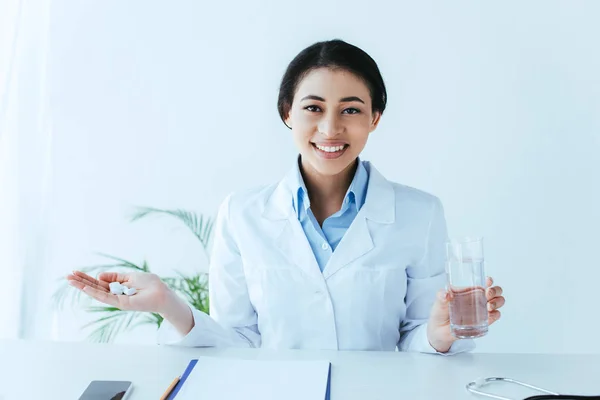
278, 42, 385, 182
282, 67, 382, 224
68, 38, 505, 353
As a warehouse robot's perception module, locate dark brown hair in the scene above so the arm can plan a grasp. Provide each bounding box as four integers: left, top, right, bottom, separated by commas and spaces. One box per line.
277, 39, 387, 129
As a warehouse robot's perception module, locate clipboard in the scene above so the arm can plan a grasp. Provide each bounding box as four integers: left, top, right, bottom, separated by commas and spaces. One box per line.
166, 359, 197, 400
166, 358, 331, 400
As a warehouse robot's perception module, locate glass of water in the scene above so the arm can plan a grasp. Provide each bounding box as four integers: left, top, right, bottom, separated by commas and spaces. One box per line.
445, 237, 488, 339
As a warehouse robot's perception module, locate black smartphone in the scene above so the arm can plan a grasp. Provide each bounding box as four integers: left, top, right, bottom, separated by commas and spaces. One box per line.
78, 380, 133, 400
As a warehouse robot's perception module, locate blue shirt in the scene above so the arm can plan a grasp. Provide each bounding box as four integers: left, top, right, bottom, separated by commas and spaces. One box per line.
291, 159, 369, 272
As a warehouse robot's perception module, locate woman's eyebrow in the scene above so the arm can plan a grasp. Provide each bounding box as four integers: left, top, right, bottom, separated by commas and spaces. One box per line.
300, 95, 365, 104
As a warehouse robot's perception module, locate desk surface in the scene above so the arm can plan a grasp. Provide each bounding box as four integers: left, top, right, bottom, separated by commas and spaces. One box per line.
1, 339, 599, 400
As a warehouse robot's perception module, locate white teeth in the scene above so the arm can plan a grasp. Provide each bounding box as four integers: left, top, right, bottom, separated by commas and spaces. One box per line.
315, 144, 345, 152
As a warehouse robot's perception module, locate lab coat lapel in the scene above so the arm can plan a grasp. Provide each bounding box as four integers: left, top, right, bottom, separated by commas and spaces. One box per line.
322, 214, 374, 280
322, 162, 395, 280
262, 167, 323, 281
277, 215, 323, 280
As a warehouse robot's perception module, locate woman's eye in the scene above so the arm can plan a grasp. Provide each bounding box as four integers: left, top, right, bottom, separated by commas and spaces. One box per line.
304, 105, 321, 112
304, 106, 360, 114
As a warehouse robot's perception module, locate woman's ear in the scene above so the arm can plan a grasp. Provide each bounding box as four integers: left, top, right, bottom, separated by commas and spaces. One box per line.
369, 111, 382, 132
284, 110, 292, 129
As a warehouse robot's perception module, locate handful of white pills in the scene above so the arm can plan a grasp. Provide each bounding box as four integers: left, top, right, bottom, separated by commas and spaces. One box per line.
109, 281, 137, 296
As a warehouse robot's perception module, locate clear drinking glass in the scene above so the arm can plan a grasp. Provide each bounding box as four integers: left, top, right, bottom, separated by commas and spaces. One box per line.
445, 237, 488, 339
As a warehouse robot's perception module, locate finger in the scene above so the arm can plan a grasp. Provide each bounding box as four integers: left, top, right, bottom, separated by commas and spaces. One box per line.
429, 289, 451, 323
437, 289, 451, 303
71, 270, 100, 286
67, 279, 86, 291
81, 285, 120, 307
72, 270, 110, 291
486, 276, 494, 287
97, 272, 130, 285
488, 310, 501, 325
67, 273, 109, 293
487, 286, 503, 300
487, 296, 506, 311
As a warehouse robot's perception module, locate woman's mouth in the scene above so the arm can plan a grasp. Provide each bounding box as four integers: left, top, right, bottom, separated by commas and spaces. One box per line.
311, 143, 349, 160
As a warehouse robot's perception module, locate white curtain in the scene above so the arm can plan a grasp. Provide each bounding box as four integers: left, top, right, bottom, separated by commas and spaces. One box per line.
0, 0, 53, 339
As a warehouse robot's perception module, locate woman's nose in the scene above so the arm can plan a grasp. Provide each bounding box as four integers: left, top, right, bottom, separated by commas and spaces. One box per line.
318, 114, 343, 137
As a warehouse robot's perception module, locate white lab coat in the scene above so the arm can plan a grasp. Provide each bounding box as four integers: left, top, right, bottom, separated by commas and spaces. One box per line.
157, 161, 475, 355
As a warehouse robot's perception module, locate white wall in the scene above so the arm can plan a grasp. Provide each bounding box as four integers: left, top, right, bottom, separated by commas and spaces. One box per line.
19, 0, 600, 353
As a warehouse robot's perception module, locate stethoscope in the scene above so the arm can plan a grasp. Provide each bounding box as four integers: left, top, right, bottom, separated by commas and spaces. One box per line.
466, 377, 600, 400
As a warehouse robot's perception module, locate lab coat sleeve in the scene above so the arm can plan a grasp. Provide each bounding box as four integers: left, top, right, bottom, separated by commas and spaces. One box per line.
157, 194, 261, 348
397, 197, 475, 355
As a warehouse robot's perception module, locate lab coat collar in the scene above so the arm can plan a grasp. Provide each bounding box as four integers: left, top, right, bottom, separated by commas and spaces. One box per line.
261, 158, 395, 280
262, 158, 395, 225
291, 156, 369, 218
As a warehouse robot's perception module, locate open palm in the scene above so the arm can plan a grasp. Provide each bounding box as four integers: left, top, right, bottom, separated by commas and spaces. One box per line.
67, 270, 169, 313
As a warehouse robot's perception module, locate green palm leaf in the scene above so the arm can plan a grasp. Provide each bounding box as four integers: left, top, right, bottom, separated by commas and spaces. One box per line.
130, 207, 214, 252
129, 314, 162, 331
54, 206, 214, 343
84, 307, 146, 343
161, 277, 183, 293
150, 312, 164, 327
172, 270, 210, 314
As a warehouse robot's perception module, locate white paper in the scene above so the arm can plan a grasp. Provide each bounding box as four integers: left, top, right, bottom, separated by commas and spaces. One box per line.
175, 356, 330, 400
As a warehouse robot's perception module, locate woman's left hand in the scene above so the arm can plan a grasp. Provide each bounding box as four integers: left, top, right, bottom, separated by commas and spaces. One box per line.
426, 276, 505, 353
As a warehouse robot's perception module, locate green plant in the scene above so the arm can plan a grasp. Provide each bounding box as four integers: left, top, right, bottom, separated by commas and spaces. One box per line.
52, 207, 214, 343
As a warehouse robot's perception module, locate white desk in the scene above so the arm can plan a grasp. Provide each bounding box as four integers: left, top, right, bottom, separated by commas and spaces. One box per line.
1, 339, 599, 400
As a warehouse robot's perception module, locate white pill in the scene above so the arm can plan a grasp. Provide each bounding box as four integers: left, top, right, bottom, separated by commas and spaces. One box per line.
109, 282, 124, 295
123, 287, 137, 296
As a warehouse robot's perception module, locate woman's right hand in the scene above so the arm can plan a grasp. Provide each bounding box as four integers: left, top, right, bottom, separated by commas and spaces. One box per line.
67, 270, 195, 336
67, 270, 171, 314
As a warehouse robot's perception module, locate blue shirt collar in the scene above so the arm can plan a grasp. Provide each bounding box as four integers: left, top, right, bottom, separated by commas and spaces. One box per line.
291, 156, 369, 218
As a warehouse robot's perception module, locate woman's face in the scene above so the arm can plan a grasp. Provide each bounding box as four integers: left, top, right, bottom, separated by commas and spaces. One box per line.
285, 67, 381, 177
